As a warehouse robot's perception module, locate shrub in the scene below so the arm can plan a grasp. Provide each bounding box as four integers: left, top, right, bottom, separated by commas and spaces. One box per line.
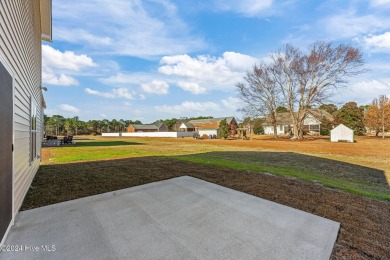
320, 128, 330, 136
202, 134, 209, 139
253, 126, 264, 135
193, 133, 200, 139
212, 134, 217, 139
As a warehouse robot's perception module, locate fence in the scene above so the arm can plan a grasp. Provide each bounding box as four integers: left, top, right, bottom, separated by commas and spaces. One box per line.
102, 132, 197, 138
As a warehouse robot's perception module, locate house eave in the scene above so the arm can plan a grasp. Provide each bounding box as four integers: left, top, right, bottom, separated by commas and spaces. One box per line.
40, 0, 52, 42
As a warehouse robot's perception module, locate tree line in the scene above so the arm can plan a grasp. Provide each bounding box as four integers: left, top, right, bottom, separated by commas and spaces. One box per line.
314, 100, 390, 137
240, 97, 390, 138
44, 115, 142, 136
44, 115, 213, 136
237, 41, 367, 139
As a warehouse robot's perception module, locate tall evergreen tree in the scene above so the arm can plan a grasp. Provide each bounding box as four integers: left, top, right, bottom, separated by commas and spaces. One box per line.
335, 102, 365, 135
219, 119, 230, 139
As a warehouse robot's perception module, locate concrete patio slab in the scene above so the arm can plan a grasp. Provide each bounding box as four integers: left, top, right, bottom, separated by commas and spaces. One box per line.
0, 176, 339, 260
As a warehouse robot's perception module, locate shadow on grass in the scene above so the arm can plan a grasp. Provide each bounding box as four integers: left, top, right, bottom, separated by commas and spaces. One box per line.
22, 155, 390, 259
174, 151, 390, 200
177, 151, 389, 185
25, 152, 390, 209
68, 141, 144, 147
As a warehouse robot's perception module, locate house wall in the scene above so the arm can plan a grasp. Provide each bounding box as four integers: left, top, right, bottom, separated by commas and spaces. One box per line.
127, 125, 161, 132
191, 118, 238, 134
179, 127, 195, 132
179, 125, 187, 132
199, 129, 218, 137
303, 114, 321, 125
303, 115, 321, 133
264, 125, 286, 135
136, 129, 158, 132
109, 132, 197, 138
0, 0, 43, 233
157, 124, 168, 132
331, 125, 354, 142
264, 126, 273, 135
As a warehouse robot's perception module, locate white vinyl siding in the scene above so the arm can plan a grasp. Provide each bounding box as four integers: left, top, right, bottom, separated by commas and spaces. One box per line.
331, 124, 354, 143
198, 129, 218, 137
0, 0, 43, 216
264, 125, 286, 135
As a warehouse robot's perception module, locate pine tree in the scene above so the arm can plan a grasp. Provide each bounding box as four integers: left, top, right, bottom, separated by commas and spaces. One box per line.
335, 102, 365, 135
219, 119, 230, 139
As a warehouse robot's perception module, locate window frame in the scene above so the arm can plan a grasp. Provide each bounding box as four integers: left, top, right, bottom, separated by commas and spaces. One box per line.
30, 97, 38, 164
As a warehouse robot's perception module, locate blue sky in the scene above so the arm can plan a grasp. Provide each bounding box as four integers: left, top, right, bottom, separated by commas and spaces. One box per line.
43, 0, 390, 123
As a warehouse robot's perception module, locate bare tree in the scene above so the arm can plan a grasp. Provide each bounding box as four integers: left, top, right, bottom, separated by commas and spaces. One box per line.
270, 42, 366, 139
236, 63, 282, 137
378, 95, 390, 138
365, 95, 390, 138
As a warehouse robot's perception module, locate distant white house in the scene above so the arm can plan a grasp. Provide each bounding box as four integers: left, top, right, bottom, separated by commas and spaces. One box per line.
181, 117, 238, 138
263, 109, 334, 136
330, 124, 354, 143
179, 122, 195, 132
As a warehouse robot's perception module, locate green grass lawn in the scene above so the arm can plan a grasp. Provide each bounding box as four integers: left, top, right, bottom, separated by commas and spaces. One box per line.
46, 137, 390, 201
175, 152, 390, 201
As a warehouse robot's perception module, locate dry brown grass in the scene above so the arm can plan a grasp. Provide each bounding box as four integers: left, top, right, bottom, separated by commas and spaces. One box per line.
97, 135, 390, 183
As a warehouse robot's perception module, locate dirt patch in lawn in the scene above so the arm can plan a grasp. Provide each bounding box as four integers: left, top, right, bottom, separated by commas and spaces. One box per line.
23, 157, 389, 259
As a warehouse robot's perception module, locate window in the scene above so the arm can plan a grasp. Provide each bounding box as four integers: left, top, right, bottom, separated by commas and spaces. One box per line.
279, 125, 283, 131
309, 124, 320, 132
30, 99, 38, 163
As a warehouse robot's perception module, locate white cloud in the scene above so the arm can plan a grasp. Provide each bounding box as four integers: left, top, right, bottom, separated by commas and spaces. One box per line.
42, 45, 97, 86
85, 88, 115, 98
56, 28, 112, 46
214, 0, 273, 16
139, 94, 146, 100
322, 12, 389, 39
42, 45, 97, 71
361, 32, 390, 52
370, 61, 390, 71
59, 104, 80, 113
155, 101, 220, 115
339, 79, 390, 104
42, 71, 79, 86
153, 98, 242, 118
221, 96, 241, 110
352, 79, 390, 92
100, 52, 258, 94
53, 0, 206, 58
140, 80, 169, 95
222, 52, 259, 71
113, 88, 134, 100
370, 0, 390, 8
100, 73, 159, 85
158, 52, 257, 90
85, 88, 134, 100
177, 82, 206, 94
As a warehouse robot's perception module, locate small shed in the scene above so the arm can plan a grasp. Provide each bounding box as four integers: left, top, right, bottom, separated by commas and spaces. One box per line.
330, 124, 354, 142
